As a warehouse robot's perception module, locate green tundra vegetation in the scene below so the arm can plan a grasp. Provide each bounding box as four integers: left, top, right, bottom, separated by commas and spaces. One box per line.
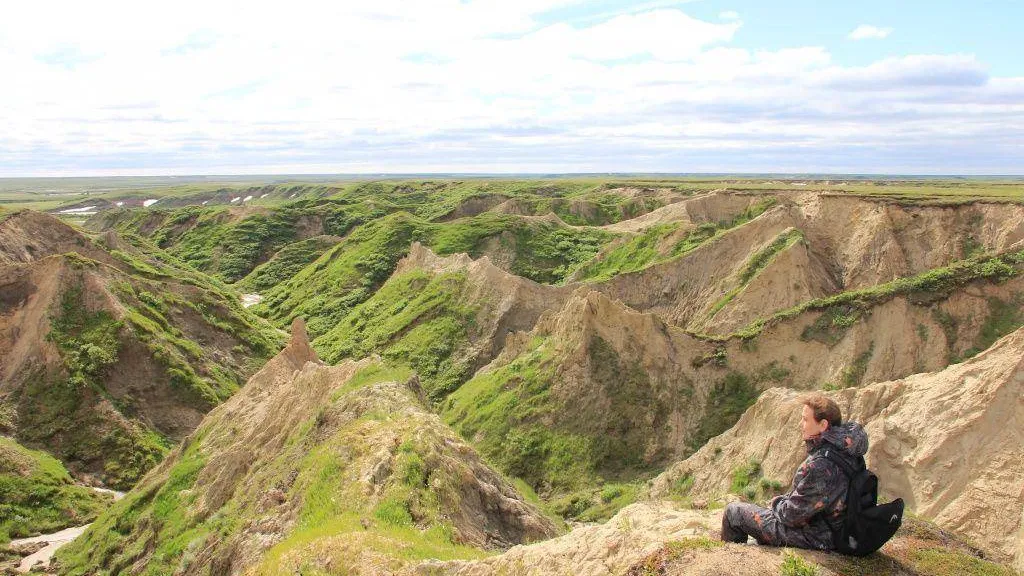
0, 436, 112, 544
314, 269, 477, 401
2, 177, 1022, 573
253, 211, 611, 338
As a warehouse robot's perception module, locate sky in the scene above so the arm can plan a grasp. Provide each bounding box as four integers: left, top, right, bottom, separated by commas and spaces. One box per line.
1, 0, 1023, 176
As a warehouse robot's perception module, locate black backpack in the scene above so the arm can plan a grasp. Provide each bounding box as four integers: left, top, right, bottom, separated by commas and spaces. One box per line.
823, 447, 904, 557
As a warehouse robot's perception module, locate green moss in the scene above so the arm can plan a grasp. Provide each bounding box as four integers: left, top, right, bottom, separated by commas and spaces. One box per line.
55, 435, 210, 575
237, 236, 341, 292
840, 342, 875, 388
429, 211, 612, 284
721, 458, 786, 505
666, 472, 695, 502
374, 497, 414, 527
627, 537, 725, 576
573, 223, 681, 282
799, 305, 861, 346
443, 334, 681, 499
47, 286, 123, 390
258, 212, 429, 337
442, 339, 590, 492
330, 362, 416, 401
115, 201, 383, 284
549, 481, 643, 522
11, 286, 169, 489
780, 551, 820, 576
572, 197, 778, 283
689, 372, 758, 452
910, 549, 1015, 576
0, 437, 112, 544
667, 536, 723, 553
729, 459, 762, 494
963, 295, 1024, 359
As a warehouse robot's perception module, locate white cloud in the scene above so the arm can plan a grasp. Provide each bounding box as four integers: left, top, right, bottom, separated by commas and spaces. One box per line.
848, 25, 894, 40
0, 2, 1021, 175
719, 10, 740, 21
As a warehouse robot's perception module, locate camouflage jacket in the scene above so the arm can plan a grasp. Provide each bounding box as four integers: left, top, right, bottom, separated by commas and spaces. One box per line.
770, 422, 869, 540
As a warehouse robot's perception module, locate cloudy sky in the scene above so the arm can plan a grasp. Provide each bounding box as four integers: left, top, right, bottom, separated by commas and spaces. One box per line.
2, 0, 1022, 176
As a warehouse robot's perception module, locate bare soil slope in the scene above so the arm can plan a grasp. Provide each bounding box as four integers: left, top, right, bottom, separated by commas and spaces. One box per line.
652, 327, 1024, 570
587, 192, 1024, 335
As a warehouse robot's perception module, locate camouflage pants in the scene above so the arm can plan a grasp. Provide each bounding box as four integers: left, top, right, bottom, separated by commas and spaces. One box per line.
720, 502, 832, 551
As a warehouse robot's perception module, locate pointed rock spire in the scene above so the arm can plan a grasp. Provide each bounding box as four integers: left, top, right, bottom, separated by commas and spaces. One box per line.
283, 317, 319, 366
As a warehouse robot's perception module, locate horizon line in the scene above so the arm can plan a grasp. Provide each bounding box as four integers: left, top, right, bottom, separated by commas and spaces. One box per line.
4, 172, 1024, 180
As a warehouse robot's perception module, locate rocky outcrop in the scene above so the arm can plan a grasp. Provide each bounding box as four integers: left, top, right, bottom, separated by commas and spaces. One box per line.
652, 327, 1024, 570
416, 501, 1006, 576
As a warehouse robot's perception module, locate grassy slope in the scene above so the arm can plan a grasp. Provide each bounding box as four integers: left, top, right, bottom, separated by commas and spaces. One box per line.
10, 233, 283, 489
96, 200, 385, 283
256, 211, 613, 338
92, 180, 690, 295
572, 197, 778, 282
54, 361, 512, 576
0, 436, 112, 544
314, 269, 477, 400
439, 334, 683, 520
235, 235, 342, 293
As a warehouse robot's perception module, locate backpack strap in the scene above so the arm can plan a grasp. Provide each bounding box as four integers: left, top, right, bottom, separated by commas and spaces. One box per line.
822, 445, 863, 480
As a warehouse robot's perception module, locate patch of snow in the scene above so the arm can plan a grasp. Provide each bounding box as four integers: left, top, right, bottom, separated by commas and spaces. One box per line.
59, 205, 97, 214
91, 486, 126, 500
143, 198, 159, 207
115, 201, 124, 207
241, 293, 263, 308
202, 200, 209, 205
260, 193, 270, 198
8, 486, 125, 572
11, 524, 90, 572
230, 197, 241, 203
243, 195, 254, 202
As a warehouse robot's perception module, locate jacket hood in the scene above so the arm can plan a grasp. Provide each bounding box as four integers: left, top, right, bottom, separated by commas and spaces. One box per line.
809, 421, 869, 457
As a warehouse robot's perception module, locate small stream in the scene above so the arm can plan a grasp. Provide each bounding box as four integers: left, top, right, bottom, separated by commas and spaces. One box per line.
9, 488, 125, 573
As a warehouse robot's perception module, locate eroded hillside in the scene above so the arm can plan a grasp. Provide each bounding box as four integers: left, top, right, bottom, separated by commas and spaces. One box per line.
0, 211, 282, 488
8, 180, 1022, 575
55, 321, 560, 576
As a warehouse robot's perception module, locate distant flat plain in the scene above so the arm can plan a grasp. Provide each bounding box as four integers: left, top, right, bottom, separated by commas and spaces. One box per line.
2, 174, 1022, 215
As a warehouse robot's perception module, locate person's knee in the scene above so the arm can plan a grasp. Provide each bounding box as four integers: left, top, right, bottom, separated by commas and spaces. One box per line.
721, 503, 748, 543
